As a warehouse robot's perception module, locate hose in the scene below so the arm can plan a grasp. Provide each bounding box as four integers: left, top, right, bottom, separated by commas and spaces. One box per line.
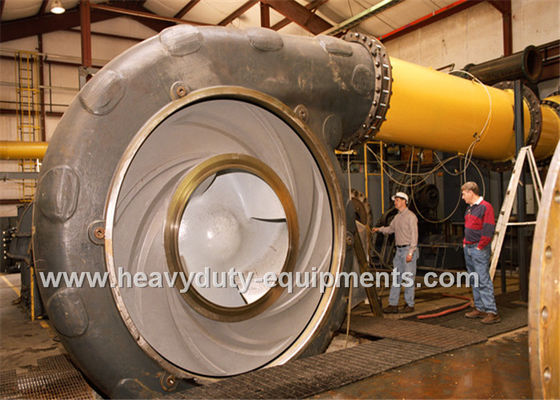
416, 294, 472, 320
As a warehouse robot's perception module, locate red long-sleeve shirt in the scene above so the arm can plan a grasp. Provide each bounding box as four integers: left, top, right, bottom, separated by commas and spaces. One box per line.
464, 197, 495, 250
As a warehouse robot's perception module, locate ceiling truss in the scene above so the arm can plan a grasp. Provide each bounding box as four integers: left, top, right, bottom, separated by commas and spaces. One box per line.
0, 0, 545, 74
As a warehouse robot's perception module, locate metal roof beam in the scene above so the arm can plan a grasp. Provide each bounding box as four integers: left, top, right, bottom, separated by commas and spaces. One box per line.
1, 7, 111, 42
174, 0, 201, 18
488, 0, 512, 56
1, 1, 168, 42
260, 2, 270, 28
81, 0, 92, 68
262, 0, 332, 35
271, 0, 328, 31
91, 3, 204, 26
487, 0, 508, 14
219, 0, 259, 26
38, 0, 49, 16
322, 0, 402, 36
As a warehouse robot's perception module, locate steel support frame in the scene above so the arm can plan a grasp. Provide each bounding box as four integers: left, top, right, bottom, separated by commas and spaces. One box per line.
514, 80, 528, 301
488, 0, 513, 56
80, 0, 92, 68
260, 3, 270, 28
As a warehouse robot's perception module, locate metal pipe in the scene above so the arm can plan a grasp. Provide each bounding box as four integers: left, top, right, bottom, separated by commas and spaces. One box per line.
0, 171, 39, 180
463, 45, 543, 84
374, 57, 532, 161
0, 141, 48, 160
373, 57, 558, 162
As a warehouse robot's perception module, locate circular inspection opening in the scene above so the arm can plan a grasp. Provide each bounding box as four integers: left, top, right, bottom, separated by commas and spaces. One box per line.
165, 154, 298, 321
107, 90, 342, 378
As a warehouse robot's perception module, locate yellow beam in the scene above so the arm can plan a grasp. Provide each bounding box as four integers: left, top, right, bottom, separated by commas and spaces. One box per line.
0, 141, 48, 160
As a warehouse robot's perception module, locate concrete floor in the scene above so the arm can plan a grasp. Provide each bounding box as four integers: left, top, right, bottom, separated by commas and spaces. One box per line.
1, 271, 532, 399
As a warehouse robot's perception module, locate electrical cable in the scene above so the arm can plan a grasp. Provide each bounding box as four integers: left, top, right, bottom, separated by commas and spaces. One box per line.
452, 70, 494, 181
367, 144, 486, 223
410, 158, 486, 224
368, 146, 460, 179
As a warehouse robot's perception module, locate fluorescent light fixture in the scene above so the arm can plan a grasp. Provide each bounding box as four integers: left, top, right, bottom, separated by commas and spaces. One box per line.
50, 0, 66, 14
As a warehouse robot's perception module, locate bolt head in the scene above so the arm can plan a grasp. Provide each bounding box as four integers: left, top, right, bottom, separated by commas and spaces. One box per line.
94, 227, 105, 240
176, 86, 186, 97
545, 246, 552, 259
544, 367, 551, 382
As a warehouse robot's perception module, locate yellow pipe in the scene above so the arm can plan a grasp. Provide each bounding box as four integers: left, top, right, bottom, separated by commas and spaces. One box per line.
376, 58, 536, 161
0, 141, 48, 160
534, 95, 560, 160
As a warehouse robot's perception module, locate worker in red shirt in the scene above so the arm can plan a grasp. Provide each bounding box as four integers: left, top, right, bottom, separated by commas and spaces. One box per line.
461, 181, 500, 324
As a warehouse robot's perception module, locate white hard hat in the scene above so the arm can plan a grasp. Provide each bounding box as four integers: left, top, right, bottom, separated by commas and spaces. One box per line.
391, 192, 409, 203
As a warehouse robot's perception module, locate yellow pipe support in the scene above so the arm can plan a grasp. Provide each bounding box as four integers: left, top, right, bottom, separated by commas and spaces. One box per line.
376, 58, 535, 161
534, 95, 560, 160
0, 141, 48, 160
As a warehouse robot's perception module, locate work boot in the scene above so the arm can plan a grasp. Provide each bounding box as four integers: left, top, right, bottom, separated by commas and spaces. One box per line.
402, 305, 415, 313
465, 309, 486, 319
383, 305, 399, 314
481, 312, 501, 324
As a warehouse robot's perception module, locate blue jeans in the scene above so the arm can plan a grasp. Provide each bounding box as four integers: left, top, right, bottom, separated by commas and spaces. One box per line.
389, 247, 418, 307
464, 244, 498, 314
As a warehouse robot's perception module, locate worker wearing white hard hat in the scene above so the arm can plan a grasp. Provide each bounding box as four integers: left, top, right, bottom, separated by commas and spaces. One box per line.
372, 191, 418, 314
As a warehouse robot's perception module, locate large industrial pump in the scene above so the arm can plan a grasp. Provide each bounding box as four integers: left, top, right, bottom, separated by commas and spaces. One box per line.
30, 26, 559, 397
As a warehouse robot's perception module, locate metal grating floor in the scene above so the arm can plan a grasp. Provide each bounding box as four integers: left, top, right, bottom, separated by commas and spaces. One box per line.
407, 301, 528, 338
171, 339, 443, 399
0, 355, 96, 400
349, 316, 487, 350
171, 298, 528, 399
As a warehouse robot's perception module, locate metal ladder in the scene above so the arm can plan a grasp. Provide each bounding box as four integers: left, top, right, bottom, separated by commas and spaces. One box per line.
14, 50, 41, 201
489, 146, 542, 280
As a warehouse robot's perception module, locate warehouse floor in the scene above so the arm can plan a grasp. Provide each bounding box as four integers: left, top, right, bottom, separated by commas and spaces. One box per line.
1, 271, 531, 399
